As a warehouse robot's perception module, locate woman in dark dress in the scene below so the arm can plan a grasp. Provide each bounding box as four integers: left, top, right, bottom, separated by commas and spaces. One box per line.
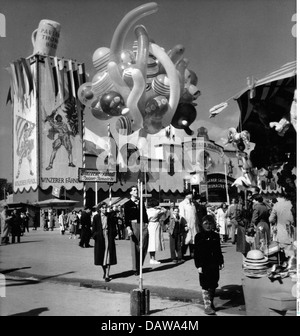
92, 202, 117, 282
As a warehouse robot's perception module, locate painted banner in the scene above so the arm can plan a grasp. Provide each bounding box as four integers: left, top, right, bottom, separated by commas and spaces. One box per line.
39, 56, 85, 190
12, 58, 38, 192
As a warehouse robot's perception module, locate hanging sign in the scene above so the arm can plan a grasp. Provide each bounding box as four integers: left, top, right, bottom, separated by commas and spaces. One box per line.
78, 168, 116, 183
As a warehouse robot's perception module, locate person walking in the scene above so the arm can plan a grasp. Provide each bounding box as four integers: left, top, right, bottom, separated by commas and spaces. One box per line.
68, 210, 78, 239
11, 209, 22, 244
146, 198, 167, 265
167, 206, 185, 264
79, 207, 92, 248
269, 192, 295, 256
251, 194, 271, 251
20, 211, 29, 234
179, 191, 199, 258
194, 214, 224, 315
1, 205, 12, 245
123, 185, 149, 275
92, 202, 117, 282
77, 209, 82, 239
48, 209, 55, 231
216, 203, 228, 243
225, 198, 239, 244
58, 210, 66, 235
235, 201, 251, 257
42, 210, 48, 231
194, 195, 207, 227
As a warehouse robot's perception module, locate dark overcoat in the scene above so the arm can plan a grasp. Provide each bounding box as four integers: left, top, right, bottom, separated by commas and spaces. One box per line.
194, 230, 224, 290
92, 212, 117, 266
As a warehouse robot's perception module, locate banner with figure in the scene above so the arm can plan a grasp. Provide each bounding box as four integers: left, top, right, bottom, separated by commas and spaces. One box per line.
39, 56, 85, 191
12, 58, 38, 192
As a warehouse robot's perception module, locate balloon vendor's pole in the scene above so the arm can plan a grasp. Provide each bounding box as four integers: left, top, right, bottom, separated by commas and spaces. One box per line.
224, 160, 230, 204
95, 182, 98, 207
139, 180, 143, 292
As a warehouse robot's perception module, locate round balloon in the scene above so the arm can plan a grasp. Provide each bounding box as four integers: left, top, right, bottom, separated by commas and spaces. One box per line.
115, 115, 133, 135
100, 91, 129, 116
92, 47, 110, 72
90, 99, 112, 120
171, 103, 197, 135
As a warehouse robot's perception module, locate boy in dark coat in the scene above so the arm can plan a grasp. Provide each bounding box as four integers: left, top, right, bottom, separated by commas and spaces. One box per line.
167, 207, 185, 263
194, 214, 224, 315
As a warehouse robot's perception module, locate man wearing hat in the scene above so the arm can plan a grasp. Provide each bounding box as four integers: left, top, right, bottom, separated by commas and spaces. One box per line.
79, 206, 92, 248
123, 186, 149, 275
179, 190, 200, 258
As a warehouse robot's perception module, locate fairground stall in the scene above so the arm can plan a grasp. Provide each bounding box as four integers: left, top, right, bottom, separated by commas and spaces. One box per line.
211, 61, 297, 316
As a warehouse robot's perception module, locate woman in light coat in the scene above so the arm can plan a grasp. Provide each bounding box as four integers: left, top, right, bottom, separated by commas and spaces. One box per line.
147, 198, 167, 265
216, 203, 228, 242
269, 193, 295, 255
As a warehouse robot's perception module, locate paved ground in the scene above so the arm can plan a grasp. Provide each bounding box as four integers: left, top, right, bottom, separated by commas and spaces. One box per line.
0, 228, 246, 316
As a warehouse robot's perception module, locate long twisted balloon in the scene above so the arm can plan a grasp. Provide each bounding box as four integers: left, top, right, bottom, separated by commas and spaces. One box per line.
108, 2, 158, 102
149, 42, 181, 128
134, 25, 150, 115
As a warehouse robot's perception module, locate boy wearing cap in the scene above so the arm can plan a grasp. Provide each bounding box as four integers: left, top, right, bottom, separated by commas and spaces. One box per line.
194, 215, 224, 315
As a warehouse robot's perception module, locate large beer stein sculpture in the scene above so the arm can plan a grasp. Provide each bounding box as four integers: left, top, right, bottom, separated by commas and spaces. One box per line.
31, 19, 61, 56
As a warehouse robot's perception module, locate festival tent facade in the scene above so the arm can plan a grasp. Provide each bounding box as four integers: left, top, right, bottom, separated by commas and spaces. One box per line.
235, 61, 297, 196
211, 61, 297, 196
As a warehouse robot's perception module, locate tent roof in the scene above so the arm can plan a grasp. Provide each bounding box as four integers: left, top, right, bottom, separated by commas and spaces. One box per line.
34, 198, 79, 208
235, 61, 296, 100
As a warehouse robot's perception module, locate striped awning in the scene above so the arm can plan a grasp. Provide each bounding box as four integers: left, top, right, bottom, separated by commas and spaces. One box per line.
236, 61, 296, 128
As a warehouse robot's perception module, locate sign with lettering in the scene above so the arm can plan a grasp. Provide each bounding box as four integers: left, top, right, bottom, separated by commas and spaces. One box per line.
78, 168, 116, 183
52, 186, 62, 198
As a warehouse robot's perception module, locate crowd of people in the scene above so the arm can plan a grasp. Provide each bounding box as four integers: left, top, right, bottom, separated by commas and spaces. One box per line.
0, 184, 296, 315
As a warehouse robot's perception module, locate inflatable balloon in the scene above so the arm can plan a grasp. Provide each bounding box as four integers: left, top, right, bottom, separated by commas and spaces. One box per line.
152, 74, 170, 97
79, 2, 200, 139
108, 2, 158, 102
149, 42, 181, 128
122, 67, 134, 88
115, 115, 133, 135
143, 95, 168, 134
109, 2, 158, 65
100, 91, 129, 116
171, 103, 197, 136
126, 67, 145, 130
90, 99, 113, 121
176, 58, 189, 96
77, 70, 115, 109
224, 128, 251, 151
158, 44, 185, 74
92, 47, 110, 72
134, 25, 150, 112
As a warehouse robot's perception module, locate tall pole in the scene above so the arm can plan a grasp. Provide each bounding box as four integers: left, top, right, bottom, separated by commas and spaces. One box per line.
95, 182, 98, 207
224, 160, 230, 204
139, 180, 143, 292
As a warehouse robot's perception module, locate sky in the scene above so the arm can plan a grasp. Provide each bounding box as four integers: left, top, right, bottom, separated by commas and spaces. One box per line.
0, 0, 296, 182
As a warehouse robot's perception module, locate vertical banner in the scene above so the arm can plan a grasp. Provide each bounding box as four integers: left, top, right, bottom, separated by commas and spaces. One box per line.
39, 57, 84, 191
13, 59, 38, 192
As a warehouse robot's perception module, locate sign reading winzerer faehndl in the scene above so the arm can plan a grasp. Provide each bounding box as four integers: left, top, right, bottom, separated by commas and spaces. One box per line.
78, 168, 116, 183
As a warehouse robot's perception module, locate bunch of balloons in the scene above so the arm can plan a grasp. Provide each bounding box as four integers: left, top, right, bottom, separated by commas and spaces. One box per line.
78, 2, 200, 136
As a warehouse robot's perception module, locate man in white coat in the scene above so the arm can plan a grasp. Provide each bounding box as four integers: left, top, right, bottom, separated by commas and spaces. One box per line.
179, 191, 200, 258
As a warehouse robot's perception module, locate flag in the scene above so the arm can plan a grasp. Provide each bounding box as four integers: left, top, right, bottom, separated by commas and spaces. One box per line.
83, 127, 108, 156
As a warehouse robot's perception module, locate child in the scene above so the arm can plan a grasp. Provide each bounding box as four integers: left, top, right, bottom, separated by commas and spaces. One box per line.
167, 207, 185, 263
194, 214, 224, 315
